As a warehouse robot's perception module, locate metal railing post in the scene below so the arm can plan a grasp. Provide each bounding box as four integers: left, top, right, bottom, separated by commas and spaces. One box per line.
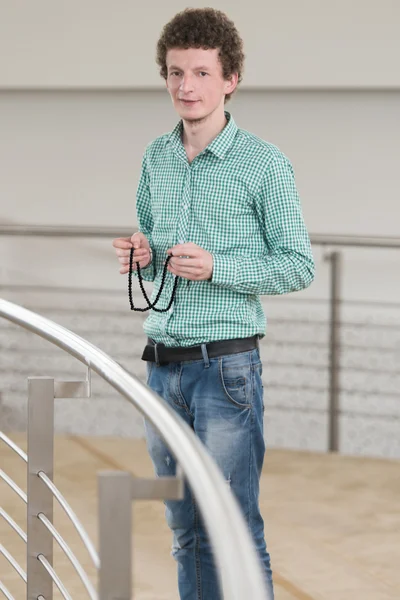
327, 252, 342, 452
98, 471, 183, 600
98, 472, 132, 600
27, 377, 55, 600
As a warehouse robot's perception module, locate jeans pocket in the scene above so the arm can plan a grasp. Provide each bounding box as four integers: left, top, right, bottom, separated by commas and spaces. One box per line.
146, 361, 154, 385
219, 355, 252, 408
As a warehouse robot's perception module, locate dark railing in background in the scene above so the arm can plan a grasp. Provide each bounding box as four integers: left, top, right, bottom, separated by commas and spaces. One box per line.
1, 225, 400, 454
1, 225, 400, 247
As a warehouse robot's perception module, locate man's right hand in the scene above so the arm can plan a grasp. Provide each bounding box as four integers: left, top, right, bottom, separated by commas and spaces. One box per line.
112, 232, 152, 275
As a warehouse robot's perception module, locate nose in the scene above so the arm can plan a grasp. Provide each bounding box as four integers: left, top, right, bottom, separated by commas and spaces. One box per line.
179, 74, 194, 94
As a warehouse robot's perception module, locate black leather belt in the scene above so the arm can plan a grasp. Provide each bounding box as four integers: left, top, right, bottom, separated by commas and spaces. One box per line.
141, 335, 259, 366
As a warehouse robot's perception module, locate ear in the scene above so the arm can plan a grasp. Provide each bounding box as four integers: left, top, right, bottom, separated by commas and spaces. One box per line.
225, 72, 239, 95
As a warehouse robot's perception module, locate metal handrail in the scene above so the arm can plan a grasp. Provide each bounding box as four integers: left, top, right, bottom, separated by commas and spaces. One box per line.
0, 432, 28, 462
37, 554, 72, 600
37, 513, 97, 600
0, 298, 270, 600
0, 469, 27, 503
0, 544, 27, 583
1, 224, 400, 248
37, 471, 100, 570
0, 508, 27, 543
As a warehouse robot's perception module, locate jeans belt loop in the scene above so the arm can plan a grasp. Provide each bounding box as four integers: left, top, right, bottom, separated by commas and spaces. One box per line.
154, 343, 160, 367
201, 343, 210, 368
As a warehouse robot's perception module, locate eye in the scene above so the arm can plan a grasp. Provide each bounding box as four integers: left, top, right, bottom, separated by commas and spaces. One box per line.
169, 71, 181, 77
199, 71, 208, 77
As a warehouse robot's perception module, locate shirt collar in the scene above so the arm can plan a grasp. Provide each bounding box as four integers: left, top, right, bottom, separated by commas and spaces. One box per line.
166, 111, 238, 160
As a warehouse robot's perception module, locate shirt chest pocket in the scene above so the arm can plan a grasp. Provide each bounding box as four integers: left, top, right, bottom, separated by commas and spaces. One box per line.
193, 173, 253, 220
191, 181, 255, 252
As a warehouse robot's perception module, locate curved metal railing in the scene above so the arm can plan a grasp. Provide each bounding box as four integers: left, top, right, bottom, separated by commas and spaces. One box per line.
0, 582, 14, 600
0, 433, 27, 462
37, 554, 73, 600
37, 512, 97, 600
0, 508, 27, 543
0, 468, 27, 503
0, 429, 99, 598
37, 470, 100, 569
0, 544, 27, 583
0, 297, 270, 600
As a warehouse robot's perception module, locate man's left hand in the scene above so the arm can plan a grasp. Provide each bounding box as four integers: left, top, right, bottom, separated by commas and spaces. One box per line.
166, 243, 213, 280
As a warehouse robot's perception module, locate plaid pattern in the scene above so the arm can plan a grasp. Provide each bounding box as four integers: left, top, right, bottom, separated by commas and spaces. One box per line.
134, 112, 314, 347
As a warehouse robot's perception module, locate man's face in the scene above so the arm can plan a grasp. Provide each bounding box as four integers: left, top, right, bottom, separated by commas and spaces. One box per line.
165, 47, 237, 122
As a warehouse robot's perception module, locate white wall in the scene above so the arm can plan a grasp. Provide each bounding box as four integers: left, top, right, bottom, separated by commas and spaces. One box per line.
1, 89, 399, 234
1, 89, 399, 305
1, 0, 399, 88
1, 3, 399, 456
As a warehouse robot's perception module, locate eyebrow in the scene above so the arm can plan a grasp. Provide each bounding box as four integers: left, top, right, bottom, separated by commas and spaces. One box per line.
168, 65, 211, 71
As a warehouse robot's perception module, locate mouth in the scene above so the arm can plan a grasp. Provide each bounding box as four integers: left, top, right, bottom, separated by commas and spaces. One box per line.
179, 99, 199, 106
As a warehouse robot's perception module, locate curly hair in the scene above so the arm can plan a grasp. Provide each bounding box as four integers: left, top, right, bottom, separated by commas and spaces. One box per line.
156, 8, 245, 103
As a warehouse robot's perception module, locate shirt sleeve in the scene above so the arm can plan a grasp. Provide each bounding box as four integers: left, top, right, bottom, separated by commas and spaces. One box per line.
211, 154, 315, 295
132, 150, 156, 282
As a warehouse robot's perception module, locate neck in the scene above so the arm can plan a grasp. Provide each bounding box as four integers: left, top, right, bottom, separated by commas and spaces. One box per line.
181, 108, 228, 158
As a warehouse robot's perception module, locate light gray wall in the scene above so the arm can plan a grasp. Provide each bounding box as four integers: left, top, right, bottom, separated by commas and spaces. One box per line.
1, 0, 399, 88
2, 89, 400, 234
1, 89, 399, 304
1, 2, 399, 456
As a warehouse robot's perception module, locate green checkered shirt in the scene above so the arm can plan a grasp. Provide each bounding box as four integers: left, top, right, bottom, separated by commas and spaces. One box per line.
133, 111, 314, 347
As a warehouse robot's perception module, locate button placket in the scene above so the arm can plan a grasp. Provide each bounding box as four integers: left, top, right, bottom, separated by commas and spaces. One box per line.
175, 169, 191, 247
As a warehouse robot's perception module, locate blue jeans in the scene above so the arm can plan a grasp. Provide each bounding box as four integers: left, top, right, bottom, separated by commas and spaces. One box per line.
144, 345, 274, 600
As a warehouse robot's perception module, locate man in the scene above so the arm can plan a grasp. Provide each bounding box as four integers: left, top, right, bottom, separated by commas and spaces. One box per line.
113, 8, 314, 600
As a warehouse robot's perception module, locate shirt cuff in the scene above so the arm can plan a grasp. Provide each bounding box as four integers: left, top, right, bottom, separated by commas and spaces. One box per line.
211, 254, 238, 288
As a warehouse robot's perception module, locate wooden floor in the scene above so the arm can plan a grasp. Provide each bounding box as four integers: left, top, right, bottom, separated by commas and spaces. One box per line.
1, 434, 400, 600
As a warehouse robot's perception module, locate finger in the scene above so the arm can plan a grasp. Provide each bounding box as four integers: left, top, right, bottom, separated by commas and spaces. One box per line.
168, 264, 200, 276
118, 247, 147, 259
172, 270, 200, 278
130, 255, 147, 263
169, 262, 199, 272
168, 268, 191, 280
131, 249, 149, 262
120, 257, 143, 266
131, 233, 141, 249
119, 261, 143, 273
167, 243, 197, 256
120, 257, 148, 273
113, 237, 133, 249
169, 257, 197, 268
116, 248, 131, 257
131, 232, 149, 249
